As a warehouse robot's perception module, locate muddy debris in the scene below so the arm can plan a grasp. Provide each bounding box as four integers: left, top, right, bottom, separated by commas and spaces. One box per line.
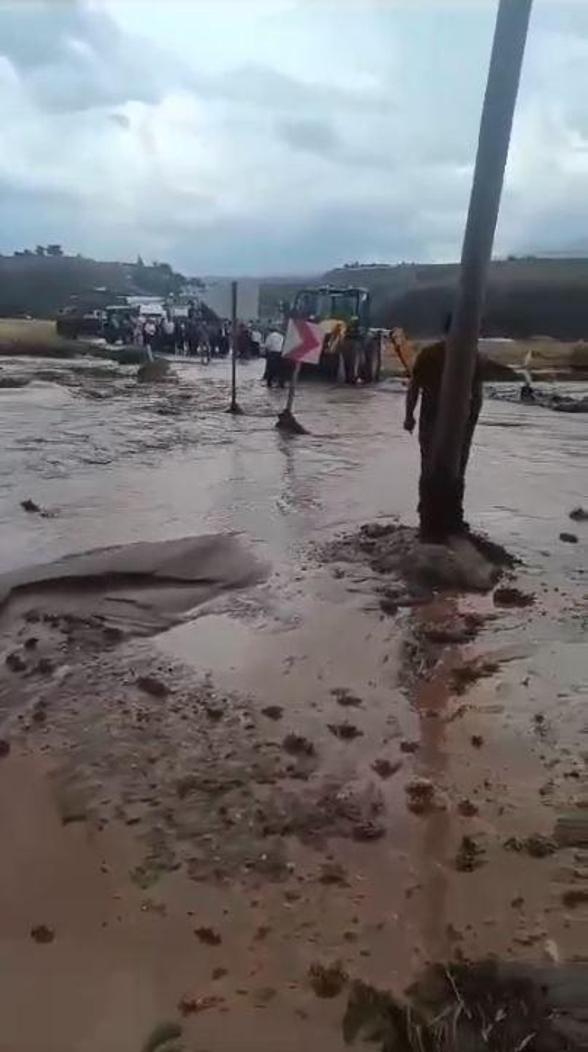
282, 733, 316, 758
0, 739, 10, 759
353, 819, 385, 842
5, 651, 26, 673
137, 359, 171, 384
308, 960, 348, 998
331, 687, 363, 708
178, 993, 224, 1016
559, 532, 578, 544
136, 674, 169, 698
318, 862, 349, 886
344, 960, 588, 1052
451, 660, 500, 696
194, 926, 222, 946
400, 739, 419, 754
470, 734, 484, 749
212, 966, 228, 981
372, 758, 402, 780
30, 925, 55, 944
569, 506, 588, 522
457, 798, 479, 818
504, 834, 557, 858
493, 586, 535, 608
455, 835, 486, 871
421, 614, 485, 644
20, 498, 41, 513
36, 656, 53, 676
405, 778, 437, 816
562, 889, 588, 909
327, 721, 364, 742
260, 705, 284, 720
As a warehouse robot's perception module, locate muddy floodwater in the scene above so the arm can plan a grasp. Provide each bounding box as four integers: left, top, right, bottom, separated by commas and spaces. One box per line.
0, 357, 586, 1052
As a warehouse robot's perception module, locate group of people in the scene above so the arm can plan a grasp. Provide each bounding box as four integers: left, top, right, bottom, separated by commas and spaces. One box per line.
134, 309, 231, 361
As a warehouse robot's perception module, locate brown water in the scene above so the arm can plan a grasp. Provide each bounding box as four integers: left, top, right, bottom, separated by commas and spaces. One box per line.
0, 357, 586, 1052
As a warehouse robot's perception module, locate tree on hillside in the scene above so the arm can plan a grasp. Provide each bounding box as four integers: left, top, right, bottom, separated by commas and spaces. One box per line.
46, 244, 64, 257
35, 245, 46, 256
136, 254, 145, 267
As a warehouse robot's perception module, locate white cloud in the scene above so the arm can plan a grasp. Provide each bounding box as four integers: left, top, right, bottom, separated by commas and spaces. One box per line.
0, 0, 586, 272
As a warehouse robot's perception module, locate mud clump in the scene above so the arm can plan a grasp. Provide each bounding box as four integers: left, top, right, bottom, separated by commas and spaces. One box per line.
455, 835, 486, 871
318, 862, 348, 886
327, 721, 363, 742
562, 889, 588, 910
372, 758, 402, 780
308, 960, 348, 998
569, 506, 588, 522
194, 926, 222, 946
406, 778, 437, 816
178, 994, 223, 1016
331, 687, 363, 708
400, 739, 419, 754
457, 798, 479, 818
504, 834, 557, 858
137, 675, 169, 698
282, 733, 315, 758
0, 739, 10, 759
493, 586, 535, 608
451, 660, 499, 696
30, 925, 55, 944
261, 705, 283, 720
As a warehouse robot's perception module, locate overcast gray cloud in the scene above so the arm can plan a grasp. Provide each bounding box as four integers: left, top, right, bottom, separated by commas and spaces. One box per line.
0, 0, 586, 273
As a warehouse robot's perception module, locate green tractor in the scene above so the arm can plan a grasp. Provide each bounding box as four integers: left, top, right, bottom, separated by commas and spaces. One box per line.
290, 285, 380, 383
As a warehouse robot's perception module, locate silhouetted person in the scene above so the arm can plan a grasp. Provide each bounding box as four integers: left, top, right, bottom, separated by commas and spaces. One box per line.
404, 314, 483, 539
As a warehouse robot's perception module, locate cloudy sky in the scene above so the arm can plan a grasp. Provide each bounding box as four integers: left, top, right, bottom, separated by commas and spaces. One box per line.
0, 0, 587, 275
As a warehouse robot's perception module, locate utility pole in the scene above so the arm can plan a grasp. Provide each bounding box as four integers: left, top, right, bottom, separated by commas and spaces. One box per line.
421, 0, 533, 539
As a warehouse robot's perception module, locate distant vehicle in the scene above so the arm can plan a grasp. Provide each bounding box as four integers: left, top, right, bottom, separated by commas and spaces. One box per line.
55, 307, 104, 340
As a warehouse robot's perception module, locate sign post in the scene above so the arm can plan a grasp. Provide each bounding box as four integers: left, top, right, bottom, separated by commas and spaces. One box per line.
276, 319, 324, 434
228, 280, 243, 415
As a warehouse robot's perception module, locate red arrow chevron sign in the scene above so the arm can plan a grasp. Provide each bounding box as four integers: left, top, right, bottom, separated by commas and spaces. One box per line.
281, 319, 323, 365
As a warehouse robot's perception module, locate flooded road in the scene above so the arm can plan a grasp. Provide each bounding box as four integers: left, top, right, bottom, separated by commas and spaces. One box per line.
0, 357, 586, 1052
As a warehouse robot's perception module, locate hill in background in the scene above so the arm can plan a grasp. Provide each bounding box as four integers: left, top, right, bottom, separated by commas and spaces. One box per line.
0, 252, 189, 318
261, 257, 588, 340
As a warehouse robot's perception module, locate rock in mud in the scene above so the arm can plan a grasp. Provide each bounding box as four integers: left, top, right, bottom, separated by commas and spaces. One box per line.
137, 675, 169, 699
327, 721, 364, 741
137, 359, 171, 384
30, 925, 55, 944
494, 586, 535, 608
372, 758, 402, 780
194, 926, 222, 946
455, 835, 486, 872
282, 733, 315, 757
261, 705, 284, 720
308, 961, 348, 998
559, 532, 578, 544
0, 739, 10, 759
569, 507, 588, 522
471, 735, 484, 749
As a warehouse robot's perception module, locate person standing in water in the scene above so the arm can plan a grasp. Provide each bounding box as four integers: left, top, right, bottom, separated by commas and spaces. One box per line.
404, 314, 483, 539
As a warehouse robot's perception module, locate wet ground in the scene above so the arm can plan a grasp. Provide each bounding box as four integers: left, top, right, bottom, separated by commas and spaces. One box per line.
0, 357, 586, 1052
